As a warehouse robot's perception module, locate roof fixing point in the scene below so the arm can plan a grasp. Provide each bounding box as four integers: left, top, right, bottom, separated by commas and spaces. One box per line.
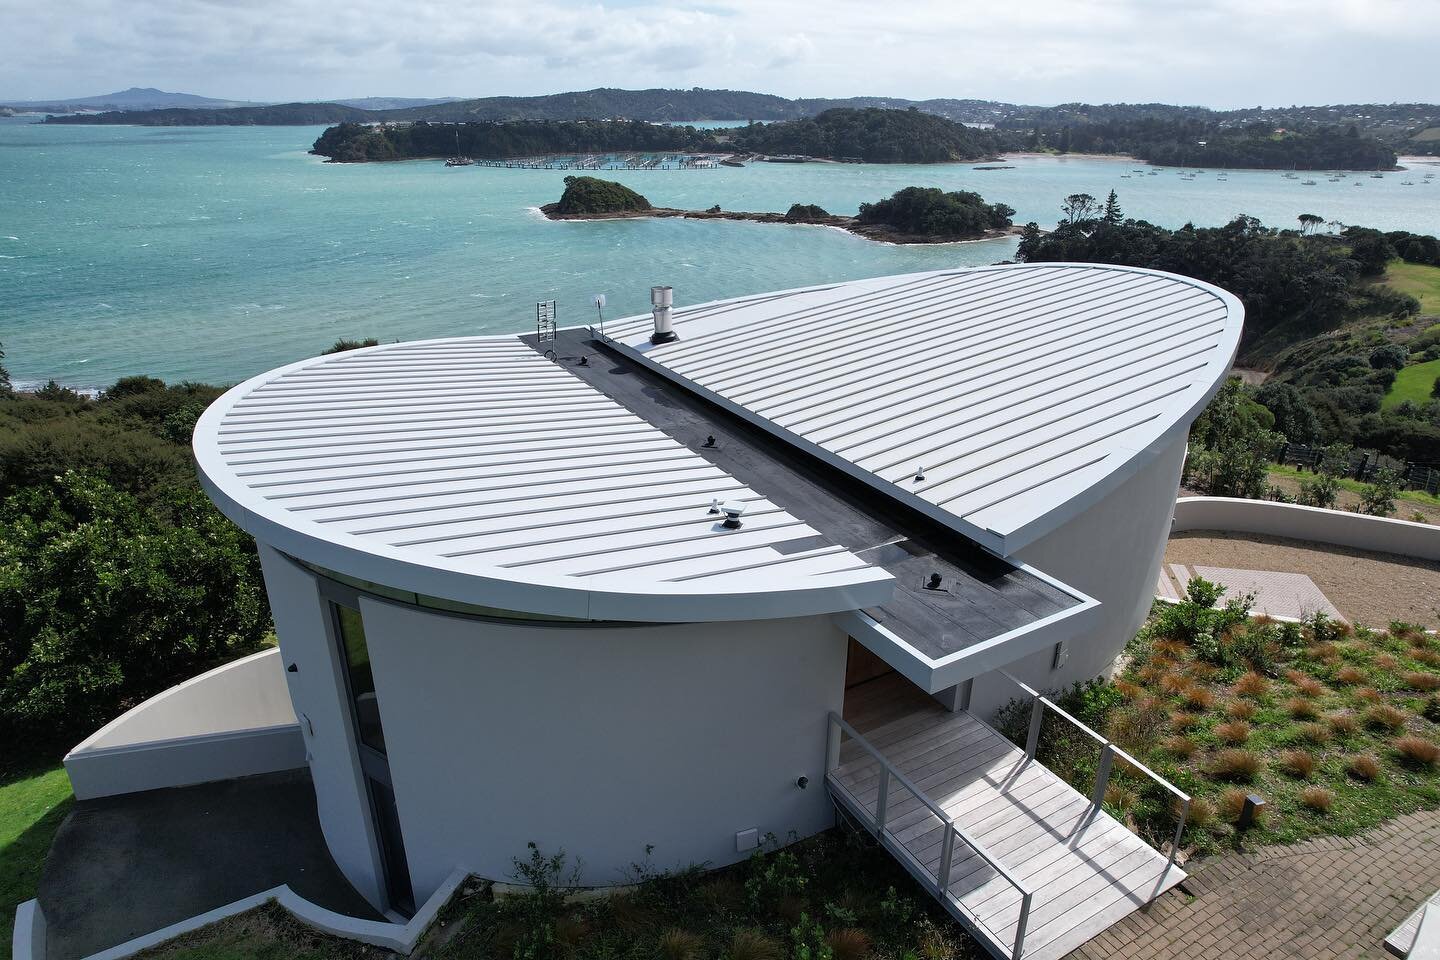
925, 573, 943, 590
703, 434, 716, 448
914, 466, 926, 482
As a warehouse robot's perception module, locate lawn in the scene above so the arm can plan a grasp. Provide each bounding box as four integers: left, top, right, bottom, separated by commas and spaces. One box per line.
1380, 259, 1440, 315
1002, 584, 1440, 856
1, 764, 73, 954
1383, 356, 1440, 409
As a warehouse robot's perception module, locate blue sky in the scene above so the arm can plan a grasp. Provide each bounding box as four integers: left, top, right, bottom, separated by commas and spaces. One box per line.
1, 0, 1437, 107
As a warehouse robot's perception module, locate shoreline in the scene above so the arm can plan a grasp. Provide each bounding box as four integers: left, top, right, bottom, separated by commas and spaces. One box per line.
539, 204, 1022, 245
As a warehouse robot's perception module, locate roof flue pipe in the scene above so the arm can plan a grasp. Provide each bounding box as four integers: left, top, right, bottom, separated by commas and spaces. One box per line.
650, 285, 677, 344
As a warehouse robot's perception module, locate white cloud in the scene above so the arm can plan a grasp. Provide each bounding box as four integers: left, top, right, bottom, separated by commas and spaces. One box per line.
0, 0, 1435, 105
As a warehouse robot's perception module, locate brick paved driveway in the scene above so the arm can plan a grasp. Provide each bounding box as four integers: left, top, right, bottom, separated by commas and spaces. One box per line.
1069, 810, 1440, 959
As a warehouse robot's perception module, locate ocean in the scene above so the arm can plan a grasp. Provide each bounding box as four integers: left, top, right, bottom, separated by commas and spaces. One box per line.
2, 118, 1437, 389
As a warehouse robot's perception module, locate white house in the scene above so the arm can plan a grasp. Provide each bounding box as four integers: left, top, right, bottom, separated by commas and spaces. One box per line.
69, 263, 1243, 960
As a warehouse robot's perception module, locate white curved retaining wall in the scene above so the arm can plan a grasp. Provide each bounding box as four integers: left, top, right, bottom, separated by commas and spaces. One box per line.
1172, 497, 1440, 562
65, 648, 303, 800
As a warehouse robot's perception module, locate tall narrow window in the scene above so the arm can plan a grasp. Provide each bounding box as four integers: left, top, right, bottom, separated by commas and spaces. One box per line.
333, 602, 386, 755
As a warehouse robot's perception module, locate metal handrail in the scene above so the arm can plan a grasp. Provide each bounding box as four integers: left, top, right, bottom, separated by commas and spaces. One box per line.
826, 712, 1032, 959
997, 670, 1191, 877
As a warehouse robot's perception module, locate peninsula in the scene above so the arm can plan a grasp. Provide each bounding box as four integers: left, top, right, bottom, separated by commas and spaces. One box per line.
540, 176, 1020, 244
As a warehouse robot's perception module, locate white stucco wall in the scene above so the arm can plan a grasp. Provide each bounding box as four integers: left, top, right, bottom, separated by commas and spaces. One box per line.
357, 597, 848, 901
968, 429, 1190, 719
258, 545, 386, 911
1172, 496, 1440, 561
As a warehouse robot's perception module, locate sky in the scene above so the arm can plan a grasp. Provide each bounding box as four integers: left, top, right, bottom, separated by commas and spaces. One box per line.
2, 0, 1438, 108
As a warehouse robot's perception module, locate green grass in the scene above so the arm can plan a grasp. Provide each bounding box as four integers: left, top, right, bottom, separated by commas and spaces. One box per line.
1384, 356, 1440, 409
1, 764, 73, 954
1380, 259, 1440, 315
1266, 462, 1440, 510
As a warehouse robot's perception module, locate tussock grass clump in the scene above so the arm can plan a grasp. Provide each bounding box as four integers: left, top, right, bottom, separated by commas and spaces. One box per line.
1168, 710, 1200, 731
1293, 676, 1326, 698
1414, 649, 1440, 668
1159, 672, 1192, 696
1286, 697, 1320, 720
825, 928, 873, 960
1357, 687, 1382, 703
1280, 749, 1316, 778
1163, 735, 1197, 758
1395, 736, 1440, 768
1215, 720, 1251, 745
1184, 686, 1216, 711
1334, 665, 1365, 685
1226, 699, 1258, 721
1153, 639, 1189, 658
1366, 704, 1408, 732
1328, 712, 1359, 736
1184, 795, 1215, 829
697, 878, 743, 913
1219, 788, 1266, 824
1234, 672, 1270, 698
1114, 679, 1144, 700
1299, 786, 1335, 813
1297, 722, 1332, 745
1186, 662, 1221, 682
1309, 642, 1342, 663
1104, 783, 1140, 812
1210, 749, 1262, 782
726, 929, 783, 960
1405, 672, 1440, 692
1376, 654, 1400, 672
1347, 754, 1382, 781
657, 928, 705, 960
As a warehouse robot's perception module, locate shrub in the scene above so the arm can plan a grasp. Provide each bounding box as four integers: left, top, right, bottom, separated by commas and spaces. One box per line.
1287, 697, 1320, 719
1210, 749, 1262, 782
1328, 711, 1360, 736
726, 930, 783, 960
1235, 672, 1271, 697
825, 929, 873, 960
1280, 750, 1316, 778
1405, 672, 1440, 692
1395, 736, 1440, 768
1226, 700, 1258, 721
1366, 704, 1408, 732
1163, 735, 1198, 758
657, 928, 705, 960
1334, 665, 1365, 685
1299, 786, 1335, 813
784, 203, 831, 221
1348, 754, 1382, 781
1215, 720, 1251, 744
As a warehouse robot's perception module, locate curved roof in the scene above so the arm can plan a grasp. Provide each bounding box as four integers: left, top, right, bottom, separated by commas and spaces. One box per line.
194, 337, 893, 622
605, 263, 1244, 555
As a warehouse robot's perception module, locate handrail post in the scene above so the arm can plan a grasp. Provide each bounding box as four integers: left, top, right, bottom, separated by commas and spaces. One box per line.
1167, 797, 1190, 876
1025, 696, 1044, 759
1013, 890, 1033, 959
874, 767, 891, 834
1091, 743, 1115, 809
936, 822, 956, 897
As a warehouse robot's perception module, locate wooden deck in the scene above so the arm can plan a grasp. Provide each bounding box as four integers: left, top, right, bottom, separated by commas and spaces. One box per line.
832, 675, 1185, 960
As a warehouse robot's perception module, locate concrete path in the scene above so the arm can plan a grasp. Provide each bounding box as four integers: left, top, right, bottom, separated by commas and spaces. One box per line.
1068, 809, 1440, 960
1158, 563, 1346, 622
39, 768, 379, 959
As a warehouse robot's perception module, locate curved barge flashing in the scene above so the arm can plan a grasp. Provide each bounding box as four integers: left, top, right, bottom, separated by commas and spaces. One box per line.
604, 263, 1245, 556
194, 337, 893, 622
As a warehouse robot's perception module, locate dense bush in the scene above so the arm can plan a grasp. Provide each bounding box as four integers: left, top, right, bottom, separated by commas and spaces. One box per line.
856, 187, 1013, 238
313, 119, 720, 162
0, 376, 270, 757
735, 108, 1001, 163
784, 203, 830, 221
551, 176, 652, 215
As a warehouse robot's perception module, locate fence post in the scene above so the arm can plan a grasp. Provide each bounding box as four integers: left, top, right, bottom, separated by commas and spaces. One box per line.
1091, 743, 1115, 809
1025, 697, 1044, 760
874, 767, 891, 834
937, 824, 956, 897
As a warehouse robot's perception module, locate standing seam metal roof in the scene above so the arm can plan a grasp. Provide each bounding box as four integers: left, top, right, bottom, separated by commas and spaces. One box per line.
609, 263, 1244, 555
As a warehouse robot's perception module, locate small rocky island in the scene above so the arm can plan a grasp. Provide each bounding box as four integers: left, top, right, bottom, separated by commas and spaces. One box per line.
541, 176, 1021, 245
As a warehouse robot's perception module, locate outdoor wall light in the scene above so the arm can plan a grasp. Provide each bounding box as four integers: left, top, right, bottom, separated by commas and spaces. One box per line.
287, 662, 298, 673
796, 776, 809, 790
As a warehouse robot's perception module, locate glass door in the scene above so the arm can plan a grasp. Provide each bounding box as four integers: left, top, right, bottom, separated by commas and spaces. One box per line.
330, 596, 415, 916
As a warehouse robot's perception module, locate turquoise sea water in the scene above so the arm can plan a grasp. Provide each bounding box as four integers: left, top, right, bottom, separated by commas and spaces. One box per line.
2, 118, 1438, 388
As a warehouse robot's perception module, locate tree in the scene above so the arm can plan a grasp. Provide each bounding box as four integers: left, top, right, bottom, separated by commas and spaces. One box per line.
1356, 468, 1401, 517
1255, 381, 1321, 444
1298, 213, 1324, 235
1432, 375, 1440, 400
1102, 189, 1123, 225
322, 337, 381, 355
0, 341, 10, 397
1061, 193, 1100, 226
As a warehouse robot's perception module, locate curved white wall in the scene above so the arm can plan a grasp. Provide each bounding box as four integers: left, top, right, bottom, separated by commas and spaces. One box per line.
65, 648, 302, 801
358, 597, 847, 900
1171, 497, 1440, 561
968, 429, 1190, 718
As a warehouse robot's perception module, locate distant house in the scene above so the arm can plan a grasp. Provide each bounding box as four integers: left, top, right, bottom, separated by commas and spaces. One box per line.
74, 264, 1244, 958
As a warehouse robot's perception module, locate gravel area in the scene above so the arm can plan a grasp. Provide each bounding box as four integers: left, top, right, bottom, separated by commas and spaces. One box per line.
1165, 530, 1440, 630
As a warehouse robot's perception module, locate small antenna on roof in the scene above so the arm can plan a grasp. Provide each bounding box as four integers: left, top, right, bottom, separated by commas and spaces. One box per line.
592, 293, 607, 340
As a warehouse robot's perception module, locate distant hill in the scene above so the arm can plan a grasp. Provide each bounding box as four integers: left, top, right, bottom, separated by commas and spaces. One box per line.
332, 97, 464, 110
1, 87, 259, 112
734, 108, 1002, 162
47, 102, 374, 126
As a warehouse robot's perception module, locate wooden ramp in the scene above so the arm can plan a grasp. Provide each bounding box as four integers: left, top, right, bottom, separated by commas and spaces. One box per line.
829, 676, 1185, 960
